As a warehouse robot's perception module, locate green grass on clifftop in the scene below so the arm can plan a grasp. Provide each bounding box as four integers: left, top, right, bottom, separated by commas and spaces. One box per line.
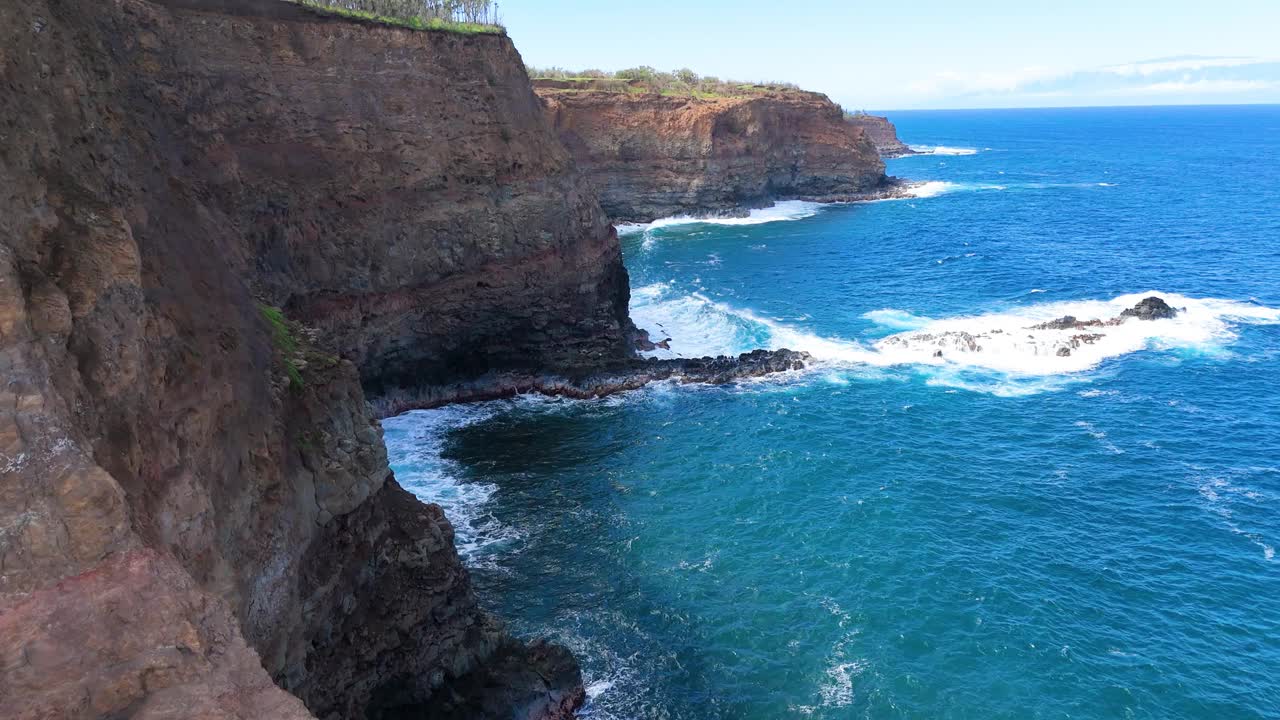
291, 0, 505, 35
528, 65, 805, 98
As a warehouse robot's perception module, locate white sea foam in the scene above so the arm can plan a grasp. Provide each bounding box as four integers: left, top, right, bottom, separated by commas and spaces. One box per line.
818, 660, 867, 707
861, 308, 933, 331
897, 181, 1123, 200
615, 200, 825, 236
904, 180, 960, 198
910, 145, 980, 156
865, 292, 1280, 376
1074, 420, 1125, 454
383, 405, 523, 564
1191, 468, 1277, 562
896, 181, 1009, 199
630, 284, 1280, 392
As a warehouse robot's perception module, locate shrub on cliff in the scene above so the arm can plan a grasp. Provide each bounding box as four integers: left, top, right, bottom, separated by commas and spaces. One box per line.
295, 0, 505, 33
526, 64, 803, 98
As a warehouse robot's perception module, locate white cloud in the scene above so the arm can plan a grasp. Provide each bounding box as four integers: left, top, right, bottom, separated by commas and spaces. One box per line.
907, 65, 1061, 96
904, 55, 1280, 105
1101, 56, 1261, 76
1124, 78, 1277, 95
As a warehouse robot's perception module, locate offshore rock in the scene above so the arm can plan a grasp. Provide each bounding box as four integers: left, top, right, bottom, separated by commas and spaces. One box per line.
1034, 315, 1107, 330
1036, 296, 1180, 331
1120, 296, 1179, 321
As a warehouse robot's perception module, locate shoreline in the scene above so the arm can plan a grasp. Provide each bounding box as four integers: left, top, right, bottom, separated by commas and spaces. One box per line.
368, 349, 811, 419
614, 177, 932, 230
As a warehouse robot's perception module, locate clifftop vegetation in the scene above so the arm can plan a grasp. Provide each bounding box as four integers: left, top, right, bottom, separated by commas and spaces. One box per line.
528, 65, 806, 98
293, 0, 505, 34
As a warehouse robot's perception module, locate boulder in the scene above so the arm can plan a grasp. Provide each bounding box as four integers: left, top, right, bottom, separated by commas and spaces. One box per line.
1120, 296, 1178, 321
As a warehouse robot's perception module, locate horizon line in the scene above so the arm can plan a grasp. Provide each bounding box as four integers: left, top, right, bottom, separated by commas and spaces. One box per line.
866, 100, 1280, 114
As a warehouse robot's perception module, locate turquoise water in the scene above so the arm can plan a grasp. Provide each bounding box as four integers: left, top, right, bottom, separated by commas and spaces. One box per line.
385, 106, 1280, 719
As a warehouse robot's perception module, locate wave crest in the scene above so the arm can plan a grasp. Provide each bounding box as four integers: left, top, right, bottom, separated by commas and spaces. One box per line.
909, 145, 979, 156
617, 200, 825, 236
631, 286, 1280, 393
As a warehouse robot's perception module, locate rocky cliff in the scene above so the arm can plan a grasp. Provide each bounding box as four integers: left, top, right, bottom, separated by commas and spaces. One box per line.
535, 82, 898, 222
844, 114, 916, 158
0, 0, 629, 717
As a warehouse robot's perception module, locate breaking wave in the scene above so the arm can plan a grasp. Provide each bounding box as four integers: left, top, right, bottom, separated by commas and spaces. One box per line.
909, 145, 980, 156
903, 180, 960, 198
616, 200, 825, 236
630, 284, 1280, 393
383, 405, 522, 564
896, 181, 1010, 199
897, 180, 1118, 200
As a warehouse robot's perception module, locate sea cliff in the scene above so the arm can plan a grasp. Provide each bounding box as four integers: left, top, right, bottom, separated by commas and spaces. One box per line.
844, 113, 917, 158
1, 0, 626, 717
535, 81, 902, 222
0, 1, 831, 718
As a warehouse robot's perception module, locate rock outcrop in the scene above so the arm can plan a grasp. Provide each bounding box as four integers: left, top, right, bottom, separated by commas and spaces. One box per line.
534, 82, 898, 222
1120, 296, 1179, 321
370, 349, 813, 415
844, 114, 916, 158
880, 297, 1183, 361
1, 0, 637, 717
1036, 297, 1181, 331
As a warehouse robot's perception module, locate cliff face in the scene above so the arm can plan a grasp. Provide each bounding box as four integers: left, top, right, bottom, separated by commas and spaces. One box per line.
1, 0, 621, 717
535, 83, 891, 222
844, 114, 916, 158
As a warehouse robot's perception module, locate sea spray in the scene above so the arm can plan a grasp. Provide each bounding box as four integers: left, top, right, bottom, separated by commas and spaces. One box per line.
616, 200, 826, 236
631, 283, 1280, 391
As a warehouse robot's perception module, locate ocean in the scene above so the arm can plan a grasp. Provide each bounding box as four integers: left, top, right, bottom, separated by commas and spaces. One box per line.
384, 105, 1280, 719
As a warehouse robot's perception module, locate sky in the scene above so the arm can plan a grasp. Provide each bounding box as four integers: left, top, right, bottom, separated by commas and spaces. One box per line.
501, 0, 1280, 110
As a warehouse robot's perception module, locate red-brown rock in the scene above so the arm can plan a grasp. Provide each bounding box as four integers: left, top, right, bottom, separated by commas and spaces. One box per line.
535, 83, 895, 222
844, 114, 917, 158
1, 0, 618, 717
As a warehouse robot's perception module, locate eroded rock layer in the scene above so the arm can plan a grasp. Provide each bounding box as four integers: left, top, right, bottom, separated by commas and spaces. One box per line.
844, 114, 916, 158
535, 82, 895, 222
1, 0, 630, 717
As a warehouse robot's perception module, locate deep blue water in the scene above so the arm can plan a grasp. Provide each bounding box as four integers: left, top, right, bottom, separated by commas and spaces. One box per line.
385, 106, 1280, 719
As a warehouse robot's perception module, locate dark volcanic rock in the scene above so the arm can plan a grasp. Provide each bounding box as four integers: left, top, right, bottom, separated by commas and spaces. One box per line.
397, 640, 585, 720
632, 327, 672, 352
1120, 296, 1179, 321
371, 349, 813, 415
1034, 297, 1177, 333
1034, 315, 1107, 330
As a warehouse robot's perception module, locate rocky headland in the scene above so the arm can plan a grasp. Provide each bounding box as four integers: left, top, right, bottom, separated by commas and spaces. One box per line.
844, 113, 918, 158
534, 80, 905, 222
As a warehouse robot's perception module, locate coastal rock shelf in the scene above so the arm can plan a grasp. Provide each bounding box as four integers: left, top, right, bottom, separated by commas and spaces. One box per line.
535, 80, 900, 222
371, 349, 813, 416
